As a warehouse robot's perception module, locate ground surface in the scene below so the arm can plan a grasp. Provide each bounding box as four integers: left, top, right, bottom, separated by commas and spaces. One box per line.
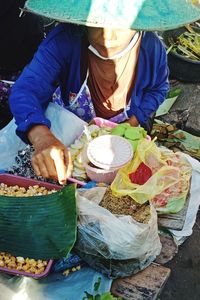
160, 81, 200, 137
159, 80, 200, 300
161, 210, 200, 300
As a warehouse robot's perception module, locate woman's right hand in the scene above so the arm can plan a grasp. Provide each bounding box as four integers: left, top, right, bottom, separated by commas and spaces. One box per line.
28, 125, 73, 184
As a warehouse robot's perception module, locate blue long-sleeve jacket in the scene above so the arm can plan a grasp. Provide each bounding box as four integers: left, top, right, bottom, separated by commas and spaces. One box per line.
9, 24, 169, 141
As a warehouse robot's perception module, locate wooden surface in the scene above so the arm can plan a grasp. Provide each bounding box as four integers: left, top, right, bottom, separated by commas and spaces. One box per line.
108, 192, 189, 299
155, 234, 178, 265
158, 193, 190, 230
111, 232, 178, 299
111, 263, 170, 300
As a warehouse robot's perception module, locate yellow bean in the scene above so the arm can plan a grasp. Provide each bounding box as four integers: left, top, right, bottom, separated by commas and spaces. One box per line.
37, 262, 44, 269
16, 257, 25, 264
38, 267, 45, 274
0, 260, 5, 267
22, 264, 29, 271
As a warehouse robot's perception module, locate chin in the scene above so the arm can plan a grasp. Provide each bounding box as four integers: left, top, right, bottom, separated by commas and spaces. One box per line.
94, 44, 121, 57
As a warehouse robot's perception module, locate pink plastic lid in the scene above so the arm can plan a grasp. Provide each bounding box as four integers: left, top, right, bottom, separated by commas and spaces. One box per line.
87, 135, 133, 170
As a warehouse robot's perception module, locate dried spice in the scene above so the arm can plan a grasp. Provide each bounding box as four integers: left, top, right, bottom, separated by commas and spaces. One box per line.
100, 188, 150, 224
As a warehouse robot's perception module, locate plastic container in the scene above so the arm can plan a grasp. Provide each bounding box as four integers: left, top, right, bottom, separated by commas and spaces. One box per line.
0, 174, 63, 278
93, 117, 117, 129
84, 162, 119, 184
0, 174, 62, 191
84, 135, 133, 184
87, 135, 133, 170
69, 117, 151, 184
0, 259, 54, 279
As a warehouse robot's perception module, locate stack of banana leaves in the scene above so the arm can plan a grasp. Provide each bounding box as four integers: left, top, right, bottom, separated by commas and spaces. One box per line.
167, 23, 200, 61
151, 123, 200, 160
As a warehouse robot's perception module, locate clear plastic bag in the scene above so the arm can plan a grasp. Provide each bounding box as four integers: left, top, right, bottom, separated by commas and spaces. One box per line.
75, 187, 161, 277
0, 266, 112, 300
111, 139, 192, 213
0, 103, 86, 170
45, 103, 86, 147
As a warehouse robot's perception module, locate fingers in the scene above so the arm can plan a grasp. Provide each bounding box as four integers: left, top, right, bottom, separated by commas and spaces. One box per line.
32, 154, 49, 178
31, 156, 41, 176
64, 148, 73, 178
31, 138, 72, 184
43, 154, 57, 179
50, 148, 67, 184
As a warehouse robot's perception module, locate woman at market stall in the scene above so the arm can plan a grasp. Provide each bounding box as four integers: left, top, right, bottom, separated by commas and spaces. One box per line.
9, 0, 200, 184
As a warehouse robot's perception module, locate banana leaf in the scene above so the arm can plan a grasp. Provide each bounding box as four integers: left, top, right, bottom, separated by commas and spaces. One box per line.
0, 184, 77, 259
152, 123, 200, 160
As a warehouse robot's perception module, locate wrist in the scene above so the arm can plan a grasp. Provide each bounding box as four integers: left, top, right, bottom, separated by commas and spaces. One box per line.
28, 125, 52, 145
128, 115, 139, 127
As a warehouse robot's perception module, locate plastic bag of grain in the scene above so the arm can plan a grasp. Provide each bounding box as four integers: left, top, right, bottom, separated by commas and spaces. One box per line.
75, 187, 161, 278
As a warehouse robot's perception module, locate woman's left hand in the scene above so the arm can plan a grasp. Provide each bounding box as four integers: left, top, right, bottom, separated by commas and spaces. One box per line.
127, 115, 139, 127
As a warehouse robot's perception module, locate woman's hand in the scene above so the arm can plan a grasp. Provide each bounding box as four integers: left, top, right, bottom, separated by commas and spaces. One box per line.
28, 125, 73, 184
127, 115, 139, 127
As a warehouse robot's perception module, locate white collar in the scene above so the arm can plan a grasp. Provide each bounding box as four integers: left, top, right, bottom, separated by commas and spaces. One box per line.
88, 31, 140, 60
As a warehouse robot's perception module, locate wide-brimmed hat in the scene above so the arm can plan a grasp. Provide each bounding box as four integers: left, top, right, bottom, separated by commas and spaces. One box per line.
25, 0, 200, 31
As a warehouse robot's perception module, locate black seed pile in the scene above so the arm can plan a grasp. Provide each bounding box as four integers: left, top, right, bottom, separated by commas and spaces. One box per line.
8, 145, 58, 184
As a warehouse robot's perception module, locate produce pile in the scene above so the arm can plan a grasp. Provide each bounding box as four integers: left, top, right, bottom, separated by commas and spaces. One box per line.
100, 187, 151, 224
151, 123, 200, 161
151, 150, 192, 211
111, 138, 192, 214
69, 123, 147, 182
69, 124, 112, 181
111, 123, 147, 150
167, 24, 200, 61
0, 252, 48, 275
0, 183, 56, 197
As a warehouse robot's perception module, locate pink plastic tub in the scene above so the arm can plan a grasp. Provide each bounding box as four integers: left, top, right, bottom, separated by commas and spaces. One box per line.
93, 117, 117, 129
0, 174, 62, 191
84, 163, 119, 184
68, 117, 151, 184
0, 174, 64, 278
0, 259, 54, 279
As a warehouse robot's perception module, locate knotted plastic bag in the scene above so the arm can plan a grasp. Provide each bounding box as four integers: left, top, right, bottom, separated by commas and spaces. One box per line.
111, 139, 192, 213
75, 187, 161, 278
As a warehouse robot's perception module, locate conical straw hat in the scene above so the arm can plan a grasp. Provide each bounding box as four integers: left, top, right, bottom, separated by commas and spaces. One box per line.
25, 0, 200, 31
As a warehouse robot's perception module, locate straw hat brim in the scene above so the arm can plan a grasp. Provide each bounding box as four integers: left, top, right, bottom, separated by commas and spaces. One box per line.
25, 0, 200, 31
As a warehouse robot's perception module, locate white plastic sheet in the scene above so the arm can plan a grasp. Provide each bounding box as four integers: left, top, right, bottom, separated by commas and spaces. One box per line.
45, 103, 86, 147
0, 118, 25, 169
170, 154, 200, 241
0, 103, 86, 170
0, 267, 112, 300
